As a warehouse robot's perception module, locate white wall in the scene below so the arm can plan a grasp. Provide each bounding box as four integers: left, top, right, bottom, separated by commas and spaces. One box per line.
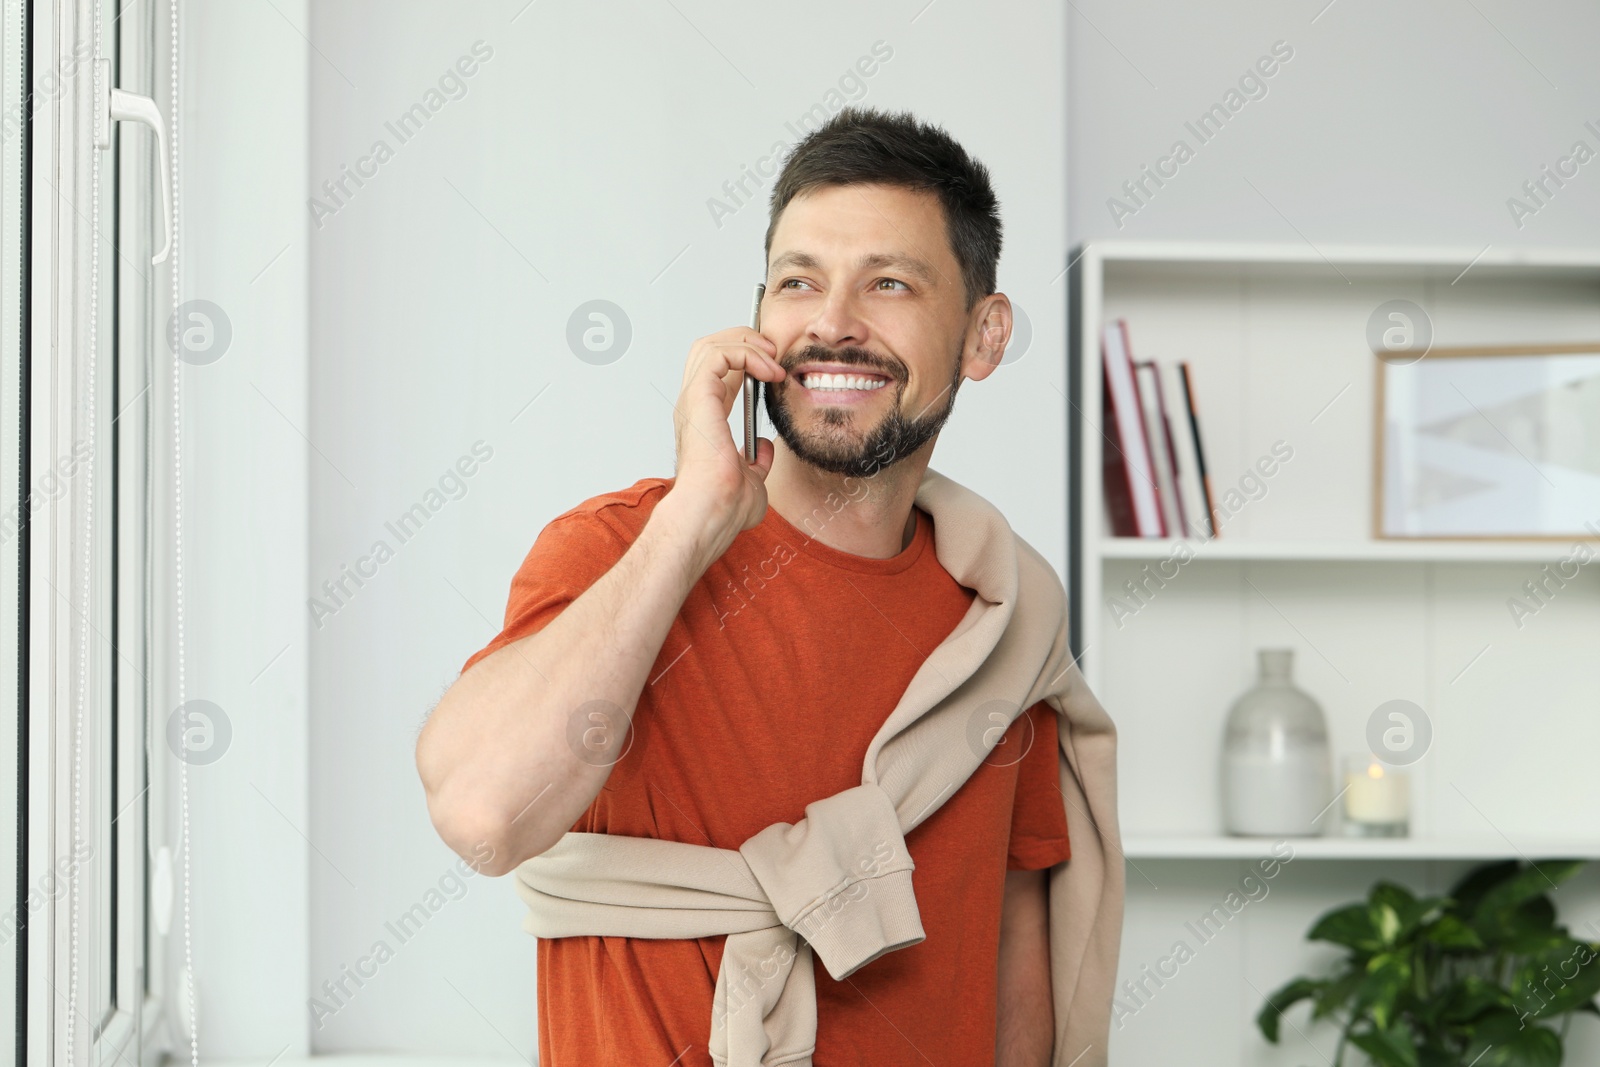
303, 0, 1066, 1056
184, 0, 310, 1059
1068, 0, 1600, 248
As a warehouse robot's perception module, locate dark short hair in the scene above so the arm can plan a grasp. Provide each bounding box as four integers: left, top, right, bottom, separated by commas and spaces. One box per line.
764, 106, 1002, 313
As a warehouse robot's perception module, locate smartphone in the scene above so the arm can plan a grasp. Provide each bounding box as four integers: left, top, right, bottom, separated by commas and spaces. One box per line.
743, 282, 766, 464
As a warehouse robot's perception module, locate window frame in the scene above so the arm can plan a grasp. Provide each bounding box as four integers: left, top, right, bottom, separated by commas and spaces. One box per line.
19, 0, 171, 1061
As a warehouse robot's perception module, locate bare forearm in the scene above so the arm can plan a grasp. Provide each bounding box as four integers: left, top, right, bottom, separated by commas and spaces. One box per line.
997, 868, 1053, 1066
419, 313, 783, 875
417, 492, 729, 874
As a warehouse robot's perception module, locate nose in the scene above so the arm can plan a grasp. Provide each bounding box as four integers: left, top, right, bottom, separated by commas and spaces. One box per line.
805, 286, 869, 351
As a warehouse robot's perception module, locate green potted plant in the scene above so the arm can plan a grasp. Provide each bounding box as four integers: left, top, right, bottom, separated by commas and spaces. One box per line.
1257, 859, 1600, 1066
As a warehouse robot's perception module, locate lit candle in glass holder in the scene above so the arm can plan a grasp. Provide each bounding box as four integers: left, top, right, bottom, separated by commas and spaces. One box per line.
1342, 754, 1409, 837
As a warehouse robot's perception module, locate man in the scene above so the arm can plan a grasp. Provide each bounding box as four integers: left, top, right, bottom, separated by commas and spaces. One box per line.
417, 106, 1066, 1066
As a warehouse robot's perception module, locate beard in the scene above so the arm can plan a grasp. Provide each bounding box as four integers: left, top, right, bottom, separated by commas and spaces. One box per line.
763, 340, 964, 479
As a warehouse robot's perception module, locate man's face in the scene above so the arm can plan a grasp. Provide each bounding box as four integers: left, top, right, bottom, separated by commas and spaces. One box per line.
761, 183, 996, 479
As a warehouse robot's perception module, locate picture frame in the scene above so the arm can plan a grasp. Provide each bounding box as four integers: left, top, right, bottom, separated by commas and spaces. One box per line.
1373, 342, 1600, 539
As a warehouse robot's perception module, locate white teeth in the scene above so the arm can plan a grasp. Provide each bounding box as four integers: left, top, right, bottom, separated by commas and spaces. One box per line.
801, 372, 887, 392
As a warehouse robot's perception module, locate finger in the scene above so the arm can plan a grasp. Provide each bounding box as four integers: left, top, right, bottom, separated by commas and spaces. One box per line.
744, 328, 778, 355
714, 323, 776, 352
708, 341, 786, 382
749, 435, 775, 479
686, 351, 772, 420
684, 358, 756, 429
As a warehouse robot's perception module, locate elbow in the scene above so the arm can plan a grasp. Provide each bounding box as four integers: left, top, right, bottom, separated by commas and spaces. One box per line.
419, 756, 559, 877
414, 703, 564, 876
416, 736, 518, 877
422, 786, 525, 878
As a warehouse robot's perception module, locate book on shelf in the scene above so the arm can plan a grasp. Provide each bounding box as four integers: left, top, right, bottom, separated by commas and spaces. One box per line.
1100, 320, 1218, 539
1135, 360, 1188, 538
1100, 319, 1165, 537
1177, 361, 1209, 543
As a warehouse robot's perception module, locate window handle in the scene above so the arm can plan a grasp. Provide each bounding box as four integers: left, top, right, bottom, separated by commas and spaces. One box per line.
94, 58, 172, 265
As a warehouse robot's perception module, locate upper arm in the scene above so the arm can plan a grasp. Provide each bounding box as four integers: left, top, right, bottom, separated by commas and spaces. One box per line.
457, 510, 630, 677
1001, 867, 1048, 928
997, 867, 1052, 1064
999, 867, 1049, 971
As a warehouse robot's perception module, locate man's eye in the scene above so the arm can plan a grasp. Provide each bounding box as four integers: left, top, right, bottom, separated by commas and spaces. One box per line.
875, 278, 909, 291
779, 278, 811, 291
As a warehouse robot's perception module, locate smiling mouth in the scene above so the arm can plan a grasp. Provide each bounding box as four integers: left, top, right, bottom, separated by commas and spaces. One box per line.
796, 370, 891, 393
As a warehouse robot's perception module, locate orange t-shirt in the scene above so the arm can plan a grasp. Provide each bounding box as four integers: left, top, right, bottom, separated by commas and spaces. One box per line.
460, 477, 1071, 1066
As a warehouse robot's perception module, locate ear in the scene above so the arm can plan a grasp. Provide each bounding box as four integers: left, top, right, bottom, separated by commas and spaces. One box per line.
963, 294, 1012, 383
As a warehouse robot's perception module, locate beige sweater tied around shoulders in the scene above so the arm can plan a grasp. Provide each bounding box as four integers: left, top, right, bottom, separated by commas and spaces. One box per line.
513, 467, 1124, 1066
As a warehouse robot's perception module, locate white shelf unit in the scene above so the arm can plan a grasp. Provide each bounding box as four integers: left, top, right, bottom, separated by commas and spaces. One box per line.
1069, 242, 1600, 1064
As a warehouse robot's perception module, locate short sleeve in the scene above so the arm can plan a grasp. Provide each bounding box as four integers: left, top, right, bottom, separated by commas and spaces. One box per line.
1006, 701, 1072, 871
458, 511, 631, 676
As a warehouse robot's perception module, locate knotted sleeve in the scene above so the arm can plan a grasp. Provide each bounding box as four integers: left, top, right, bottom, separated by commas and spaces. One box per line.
738, 782, 924, 980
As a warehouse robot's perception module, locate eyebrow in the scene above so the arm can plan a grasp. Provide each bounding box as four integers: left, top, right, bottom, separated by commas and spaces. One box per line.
768, 250, 940, 288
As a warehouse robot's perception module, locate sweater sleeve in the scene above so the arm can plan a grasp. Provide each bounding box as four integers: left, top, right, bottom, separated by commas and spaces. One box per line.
458, 510, 631, 677
1005, 701, 1072, 871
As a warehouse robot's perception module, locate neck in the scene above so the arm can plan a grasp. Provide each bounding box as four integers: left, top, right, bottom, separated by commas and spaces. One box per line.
764, 439, 932, 559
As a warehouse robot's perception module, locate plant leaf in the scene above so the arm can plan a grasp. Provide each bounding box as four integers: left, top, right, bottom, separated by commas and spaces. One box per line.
1449, 860, 1521, 917
1312, 968, 1364, 1021
1497, 896, 1563, 954
1471, 861, 1586, 938
1467, 1009, 1563, 1067
1397, 895, 1450, 940
1424, 913, 1486, 952
1256, 977, 1322, 1044
1372, 901, 1404, 947
1349, 1020, 1421, 1067
1355, 954, 1411, 1030
1311, 903, 1383, 954
1370, 879, 1418, 915
1510, 939, 1600, 1020
1416, 1046, 1458, 1067
1437, 975, 1513, 1025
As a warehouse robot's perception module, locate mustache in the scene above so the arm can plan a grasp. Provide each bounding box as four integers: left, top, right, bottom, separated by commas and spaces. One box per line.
782, 345, 904, 383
